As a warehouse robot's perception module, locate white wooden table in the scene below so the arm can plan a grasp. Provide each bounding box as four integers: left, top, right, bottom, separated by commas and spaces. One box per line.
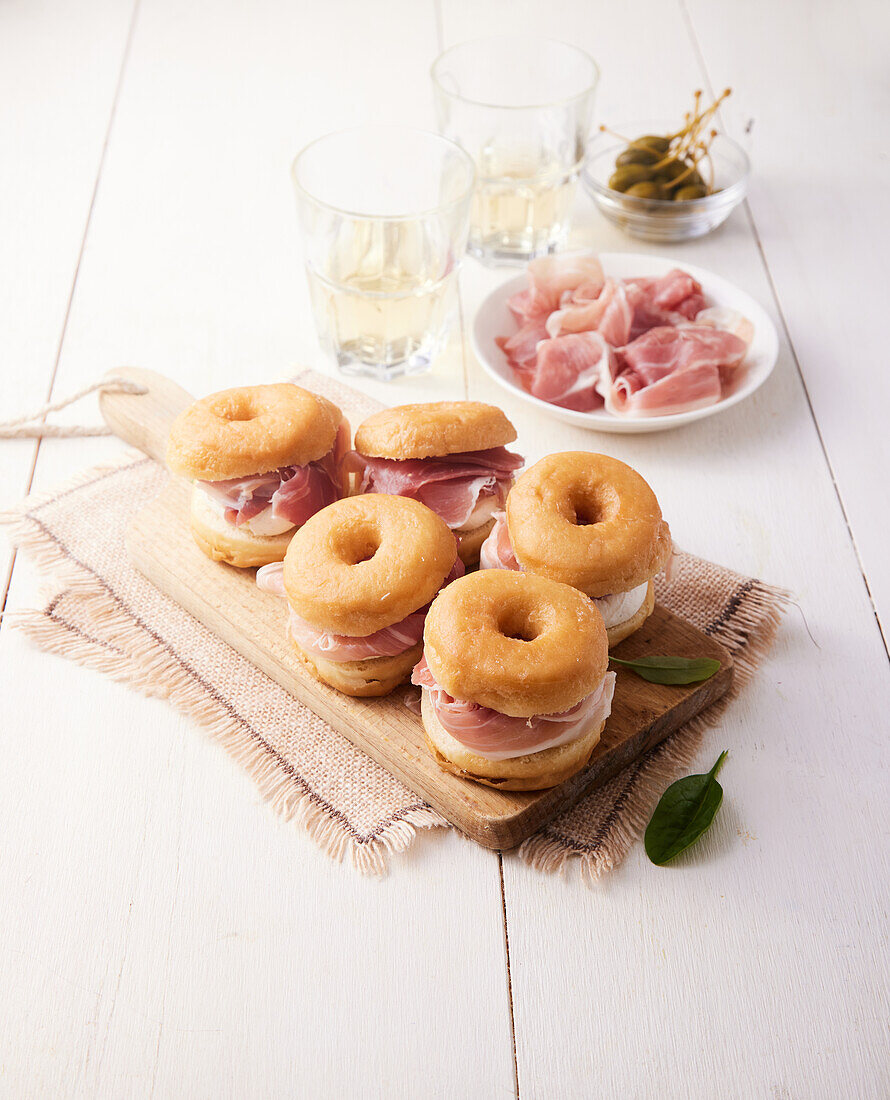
2, 1, 888, 1096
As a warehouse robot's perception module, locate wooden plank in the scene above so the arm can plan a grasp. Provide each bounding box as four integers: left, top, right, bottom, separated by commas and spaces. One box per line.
0, 613, 517, 1098
442, 0, 890, 1096
0, 0, 136, 584
683, 0, 890, 644
0, 1, 519, 1097
101, 367, 731, 848
128, 475, 732, 848
98, 367, 193, 463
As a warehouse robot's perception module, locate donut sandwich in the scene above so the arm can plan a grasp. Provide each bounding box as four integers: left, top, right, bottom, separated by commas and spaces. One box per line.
258, 494, 463, 697
166, 383, 349, 568
348, 401, 523, 567
412, 570, 616, 790
480, 451, 672, 646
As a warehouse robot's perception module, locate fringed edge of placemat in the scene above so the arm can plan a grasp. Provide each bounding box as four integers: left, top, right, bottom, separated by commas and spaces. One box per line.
516, 577, 792, 881
0, 457, 444, 876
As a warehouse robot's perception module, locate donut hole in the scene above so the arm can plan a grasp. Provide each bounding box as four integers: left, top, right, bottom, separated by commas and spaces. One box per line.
348, 541, 379, 565
332, 521, 381, 566
497, 605, 544, 643
568, 485, 617, 527
569, 493, 602, 526
214, 394, 256, 423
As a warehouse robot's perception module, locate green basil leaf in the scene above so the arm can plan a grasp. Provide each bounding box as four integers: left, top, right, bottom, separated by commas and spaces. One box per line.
644, 751, 728, 866
610, 654, 721, 684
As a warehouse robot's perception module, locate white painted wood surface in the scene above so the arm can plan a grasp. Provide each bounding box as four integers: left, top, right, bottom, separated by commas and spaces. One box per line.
0, 0, 136, 586
686, 0, 890, 643
1, 0, 888, 1097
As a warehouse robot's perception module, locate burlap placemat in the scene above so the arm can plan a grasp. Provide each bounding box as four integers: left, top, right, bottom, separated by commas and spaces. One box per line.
1, 372, 789, 876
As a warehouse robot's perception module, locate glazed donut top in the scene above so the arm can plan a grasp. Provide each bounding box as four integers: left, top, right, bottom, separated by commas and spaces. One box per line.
283, 494, 458, 637
354, 401, 517, 460
506, 452, 672, 599
423, 570, 608, 718
166, 383, 344, 481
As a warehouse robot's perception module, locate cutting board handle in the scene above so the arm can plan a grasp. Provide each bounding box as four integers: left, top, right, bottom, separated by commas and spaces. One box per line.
99, 367, 194, 464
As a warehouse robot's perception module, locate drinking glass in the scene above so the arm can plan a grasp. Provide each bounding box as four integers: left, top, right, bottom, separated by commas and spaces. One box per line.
431, 36, 599, 265
291, 126, 475, 380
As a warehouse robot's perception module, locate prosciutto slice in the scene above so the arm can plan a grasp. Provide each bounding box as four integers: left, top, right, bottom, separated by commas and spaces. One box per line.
496, 317, 549, 382
528, 331, 611, 412
624, 269, 707, 340
507, 254, 605, 322
620, 324, 747, 386
545, 278, 633, 346
412, 656, 616, 761
694, 307, 755, 348
600, 325, 748, 417
608, 362, 722, 417
478, 511, 520, 572
349, 446, 524, 529
257, 558, 464, 663
287, 608, 428, 663
199, 421, 348, 529
507, 289, 536, 326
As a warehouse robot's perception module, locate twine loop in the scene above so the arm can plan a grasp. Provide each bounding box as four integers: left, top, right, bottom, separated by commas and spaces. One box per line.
0, 377, 148, 439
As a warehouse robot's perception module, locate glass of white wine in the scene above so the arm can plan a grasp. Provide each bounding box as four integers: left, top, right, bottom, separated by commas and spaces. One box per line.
292, 126, 475, 379
431, 36, 599, 265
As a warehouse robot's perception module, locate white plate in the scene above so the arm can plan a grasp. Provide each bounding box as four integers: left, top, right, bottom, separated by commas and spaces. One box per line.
471, 252, 779, 433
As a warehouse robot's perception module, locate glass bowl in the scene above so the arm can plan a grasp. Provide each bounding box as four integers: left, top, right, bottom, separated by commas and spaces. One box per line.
582, 123, 749, 242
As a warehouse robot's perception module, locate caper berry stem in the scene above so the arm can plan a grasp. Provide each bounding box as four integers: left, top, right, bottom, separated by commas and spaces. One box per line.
664, 156, 703, 190
603, 87, 732, 202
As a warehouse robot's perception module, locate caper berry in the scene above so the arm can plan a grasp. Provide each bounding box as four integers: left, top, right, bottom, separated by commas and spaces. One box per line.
608, 163, 655, 192
653, 159, 687, 181
616, 146, 661, 167
601, 89, 733, 216
631, 134, 671, 155
625, 181, 668, 200
674, 184, 708, 201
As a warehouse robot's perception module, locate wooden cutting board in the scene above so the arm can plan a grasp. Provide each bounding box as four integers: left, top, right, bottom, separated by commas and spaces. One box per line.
100, 368, 733, 850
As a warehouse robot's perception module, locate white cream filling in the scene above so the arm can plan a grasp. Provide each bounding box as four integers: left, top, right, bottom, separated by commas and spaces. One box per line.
198, 486, 295, 537
458, 494, 499, 532
593, 581, 649, 629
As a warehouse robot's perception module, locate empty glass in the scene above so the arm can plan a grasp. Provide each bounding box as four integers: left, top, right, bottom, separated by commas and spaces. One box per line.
291, 125, 475, 380
431, 36, 599, 265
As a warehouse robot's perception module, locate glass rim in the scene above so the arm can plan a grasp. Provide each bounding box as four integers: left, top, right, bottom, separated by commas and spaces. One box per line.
430, 35, 600, 111
291, 124, 477, 222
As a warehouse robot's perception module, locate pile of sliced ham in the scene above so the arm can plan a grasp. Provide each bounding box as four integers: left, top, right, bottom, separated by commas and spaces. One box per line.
497, 255, 753, 417
256, 557, 464, 663
412, 656, 616, 761
199, 421, 349, 531
347, 446, 524, 530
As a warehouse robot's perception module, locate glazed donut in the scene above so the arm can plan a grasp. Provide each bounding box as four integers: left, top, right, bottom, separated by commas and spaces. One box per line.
423, 570, 608, 718
354, 401, 516, 460
284, 494, 457, 637
350, 401, 522, 568
167, 383, 343, 481
506, 452, 672, 598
